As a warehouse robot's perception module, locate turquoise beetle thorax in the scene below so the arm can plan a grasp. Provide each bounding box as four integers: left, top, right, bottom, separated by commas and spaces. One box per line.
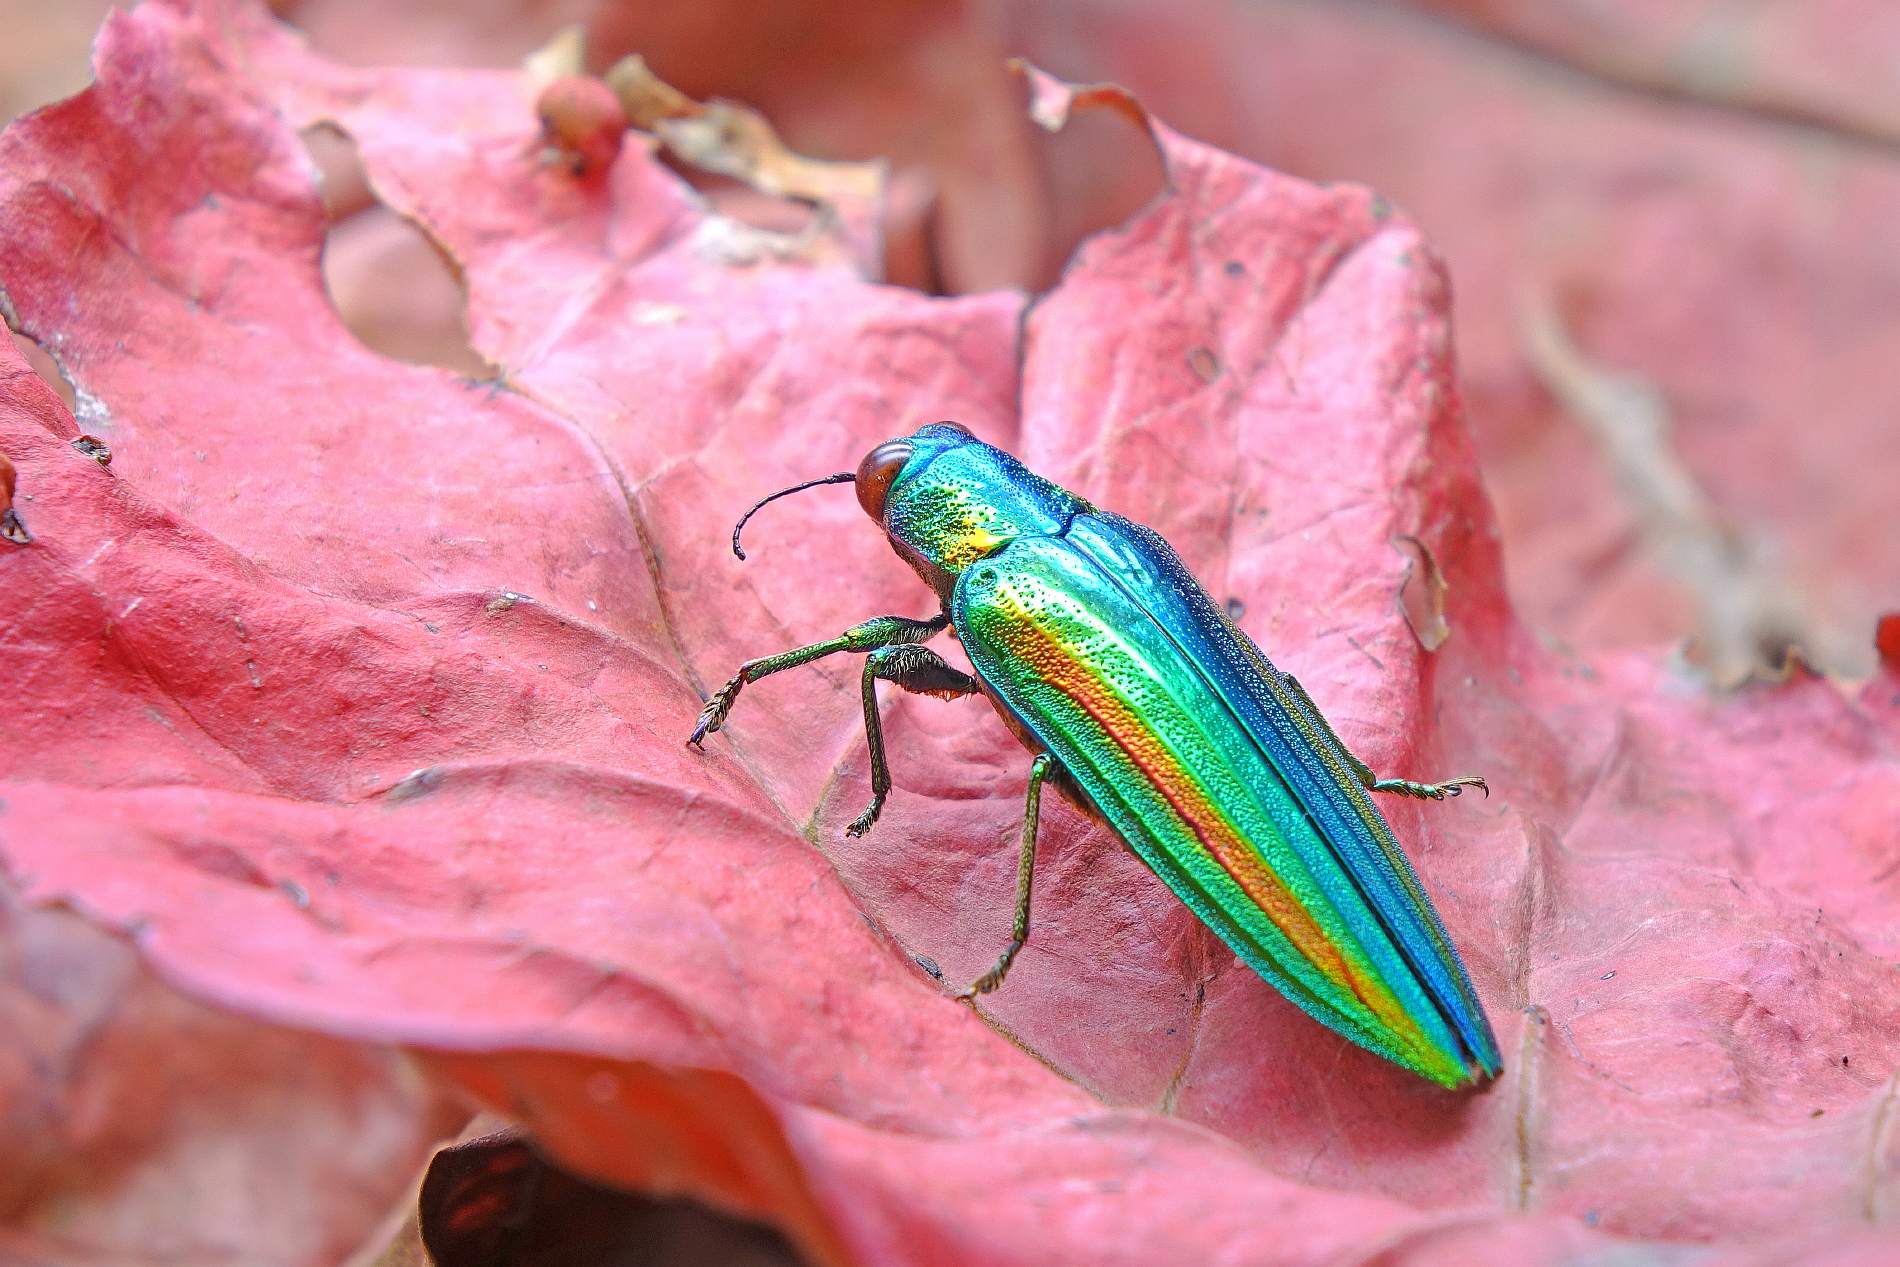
857, 422, 1085, 600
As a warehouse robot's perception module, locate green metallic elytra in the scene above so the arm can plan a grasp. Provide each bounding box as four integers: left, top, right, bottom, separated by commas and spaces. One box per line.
689, 422, 1501, 1089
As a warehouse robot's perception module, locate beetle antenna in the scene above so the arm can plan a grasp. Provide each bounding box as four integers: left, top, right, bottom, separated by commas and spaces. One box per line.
730, 472, 856, 560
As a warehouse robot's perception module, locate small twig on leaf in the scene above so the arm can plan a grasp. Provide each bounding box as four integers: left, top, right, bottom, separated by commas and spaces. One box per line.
1522, 299, 1834, 684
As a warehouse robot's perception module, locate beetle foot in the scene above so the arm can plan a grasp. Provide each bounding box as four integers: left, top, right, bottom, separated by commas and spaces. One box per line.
685, 676, 743, 748
1371, 773, 1488, 801
955, 970, 1003, 1001
954, 942, 1022, 1000
844, 796, 885, 838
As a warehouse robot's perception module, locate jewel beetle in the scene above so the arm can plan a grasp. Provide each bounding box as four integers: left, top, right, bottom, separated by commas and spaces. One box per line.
688, 421, 1501, 1089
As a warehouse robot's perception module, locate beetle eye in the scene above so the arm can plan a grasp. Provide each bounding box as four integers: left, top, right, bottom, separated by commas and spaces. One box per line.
932, 420, 973, 436
856, 439, 913, 521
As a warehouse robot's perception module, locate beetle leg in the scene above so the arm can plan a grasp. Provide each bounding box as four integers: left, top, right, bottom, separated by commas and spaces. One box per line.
1280, 673, 1488, 801
845, 644, 982, 837
687, 614, 946, 747
956, 752, 1054, 1000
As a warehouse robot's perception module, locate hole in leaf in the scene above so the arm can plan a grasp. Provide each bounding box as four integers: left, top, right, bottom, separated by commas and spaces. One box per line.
920, 72, 1170, 297
300, 124, 489, 377
658, 159, 823, 237
300, 121, 372, 221
1015, 89, 1169, 294
418, 1128, 808, 1267
0, 1, 111, 127
6, 328, 78, 414
1394, 533, 1452, 651
880, 167, 945, 294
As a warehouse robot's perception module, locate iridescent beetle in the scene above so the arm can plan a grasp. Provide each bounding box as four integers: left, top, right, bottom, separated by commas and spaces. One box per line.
688, 422, 1500, 1088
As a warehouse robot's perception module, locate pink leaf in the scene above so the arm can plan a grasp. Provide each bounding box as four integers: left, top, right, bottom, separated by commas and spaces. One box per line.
2, 5, 1898, 1264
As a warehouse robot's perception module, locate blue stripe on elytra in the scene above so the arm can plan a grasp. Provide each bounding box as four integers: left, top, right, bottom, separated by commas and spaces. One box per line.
1062, 513, 1502, 1077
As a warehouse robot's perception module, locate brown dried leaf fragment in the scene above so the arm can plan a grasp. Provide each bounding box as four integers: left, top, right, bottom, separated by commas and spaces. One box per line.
601, 53, 698, 131
604, 53, 884, 275
521, 24, 585, 87
605, 53, 879, 206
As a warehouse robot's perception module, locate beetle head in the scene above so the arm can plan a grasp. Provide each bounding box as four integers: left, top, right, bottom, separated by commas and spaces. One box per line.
726, 422, 1078, 592
856, 421, 1080, 596
854, 421, 973, 523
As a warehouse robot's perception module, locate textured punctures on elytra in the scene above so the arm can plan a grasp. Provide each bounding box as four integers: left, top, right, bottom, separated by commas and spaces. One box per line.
967, 558, 1444, 1074
692, 421, 1499, 1089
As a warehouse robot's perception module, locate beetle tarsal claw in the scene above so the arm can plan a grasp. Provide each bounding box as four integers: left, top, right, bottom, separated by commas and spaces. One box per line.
1442, 774, 1488, 800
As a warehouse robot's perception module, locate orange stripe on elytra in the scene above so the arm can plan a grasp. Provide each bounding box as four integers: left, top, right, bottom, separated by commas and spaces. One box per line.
1002, 614, 1417, 1038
